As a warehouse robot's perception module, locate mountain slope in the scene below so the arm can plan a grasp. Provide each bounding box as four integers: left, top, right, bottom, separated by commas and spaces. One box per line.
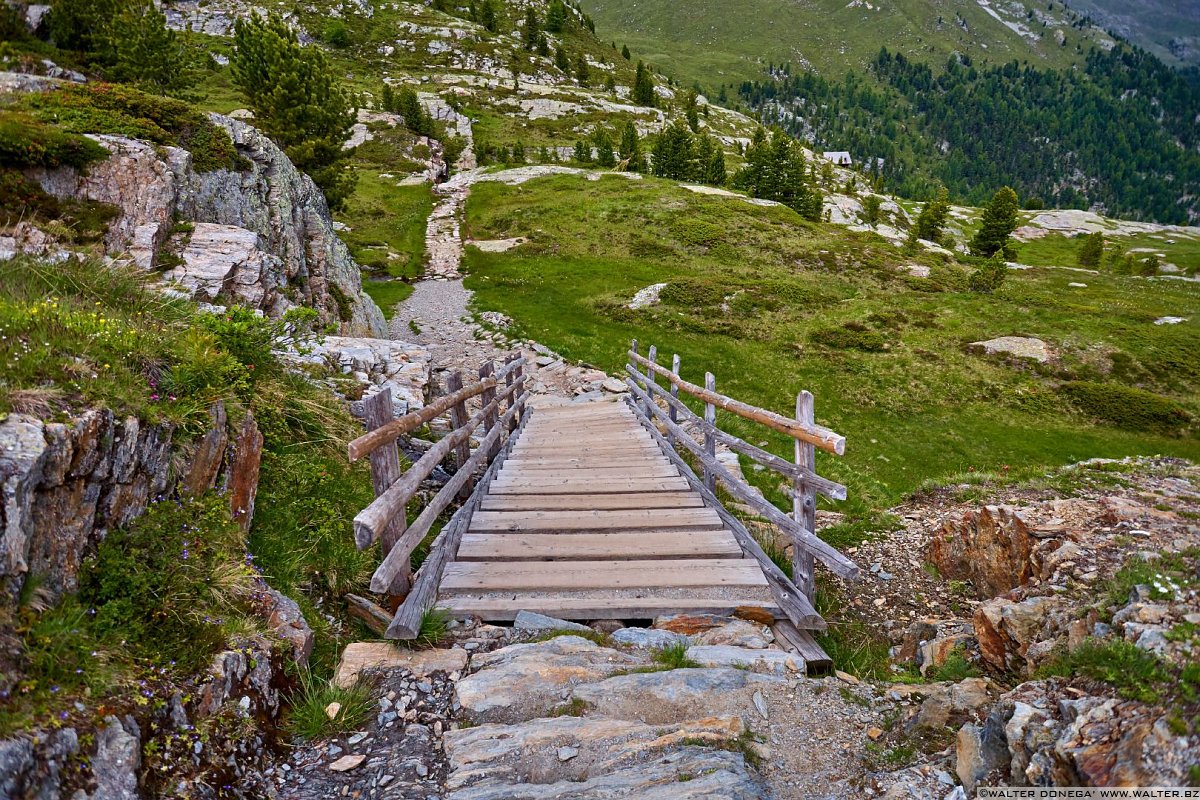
582, 0, 1113, 87
1064, 0, 1200, 67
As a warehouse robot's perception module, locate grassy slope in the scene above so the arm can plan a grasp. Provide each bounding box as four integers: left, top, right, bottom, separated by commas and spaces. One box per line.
584, 0, 1107, 88
462, 175, 1200, 510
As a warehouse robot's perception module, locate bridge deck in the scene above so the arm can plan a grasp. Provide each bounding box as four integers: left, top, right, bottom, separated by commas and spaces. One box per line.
436, 401, 780, 622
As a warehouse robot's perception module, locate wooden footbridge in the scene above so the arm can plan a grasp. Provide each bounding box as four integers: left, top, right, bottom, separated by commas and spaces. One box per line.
345, 343, 858, 668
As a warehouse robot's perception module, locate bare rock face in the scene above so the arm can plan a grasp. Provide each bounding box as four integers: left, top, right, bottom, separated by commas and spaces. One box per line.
293, 336, 432, 418
11, 75, 386, 336
929, 506, 1034, 598
973, 596, 1056, 673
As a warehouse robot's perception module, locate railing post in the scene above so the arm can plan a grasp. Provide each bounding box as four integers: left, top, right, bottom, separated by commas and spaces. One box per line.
360, 388, 411, 597
645, 345, 658, 418
793, 390, 817, 601
668, 353, 680, 447
505, 354, 519, 433
479, 360, 499, 460
703, 372, 716, 492
447, 371, 473, 499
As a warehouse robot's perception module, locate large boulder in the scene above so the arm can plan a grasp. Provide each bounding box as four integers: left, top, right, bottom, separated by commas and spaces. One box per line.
929, 506, 1035, 598
571, 668, 785, 725
974, 596, 1056, 673
968, 336, 1054, 363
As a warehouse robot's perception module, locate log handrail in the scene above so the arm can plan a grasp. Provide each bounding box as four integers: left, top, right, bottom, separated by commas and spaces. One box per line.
625, 363, 847, 500
628, 349, 845, 455
353, 377, 523, 548
347, 356, 526, 462
625, 377, 858, 579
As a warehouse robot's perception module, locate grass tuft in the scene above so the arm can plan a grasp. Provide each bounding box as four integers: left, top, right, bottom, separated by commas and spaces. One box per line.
283, 672, 375, 741
653, 641, 700, 669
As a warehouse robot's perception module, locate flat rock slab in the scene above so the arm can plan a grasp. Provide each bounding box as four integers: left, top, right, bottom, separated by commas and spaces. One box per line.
334, 643, 468, 688
455, 636, 641, 723
444, 714, 763, 799
610, 627, 689, 649
513, 610, 591, 633
572, 667, 785, 725
968, 336, 1054, 363
686, 646, 804, 675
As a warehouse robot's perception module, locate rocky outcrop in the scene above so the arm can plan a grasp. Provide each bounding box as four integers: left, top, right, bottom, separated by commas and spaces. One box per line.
0, 404, 260, 600
7, 73, 386, 336
928, 506, 1035, 598
288, 335, 432, 418
967, 336, 1054, 363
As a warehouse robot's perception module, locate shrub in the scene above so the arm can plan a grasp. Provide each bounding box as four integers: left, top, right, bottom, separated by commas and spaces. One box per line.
22, 83, 246, 172
809, 324, 888, 352
672, 219, 725, 248
0, 114, 110, 169
1058, 381, 1191, 431
659, 278, 726, 307
1037, 639, 1168, 703
322, 19, 351, 48
967, 256, 1008, 293
80, 494, 256, 672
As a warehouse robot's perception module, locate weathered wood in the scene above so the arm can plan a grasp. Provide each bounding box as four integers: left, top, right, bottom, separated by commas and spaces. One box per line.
625, 378, 858, 581
360, 390, 411, 594
496, 464, 678, 479
440, 558, 769, 592
625, 365, 847, 500
704, 371, 716, 492
348, 375, 493, 462
628, 348, 846, 455
345, 593, 392, 636
488, 477, 692, 495
623, 393, 829, 629
446, 371, 473, 500
354, 380, 521, 548
436, 596, 780, 621
385, 408, 527, 639
772, 619, 832, 672
458, 531, 743, 561
369, 392, 526, 593
793, 390, 817, 602
467, 507, 724, 532
479, 360, 501, 461
668, 353, 681, 447
479, 492, 705, 511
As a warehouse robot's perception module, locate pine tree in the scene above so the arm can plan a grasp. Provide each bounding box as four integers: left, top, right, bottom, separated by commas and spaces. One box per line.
618, 121, 641, 171
969, 186, 1020, 258
48, 0, 119, 53
633, 61, 656, 107
684, 89, 699, 132
554, 46, 570, 72
573, 139, 592, 163
912, 185, 950, 243
860, 194, 883, 227
574, 52, 590, 86
544, 0, 566, 32
594, 129, 615, 167
621, 44, 631, 60
512, 140, 526, 163
478, 0, 498, 33
604, 74, 616, 93
380, 83, 396, 113
704, 146, 726, 186
232, 12, 357, 210
968, 255, 1009, 293
107, 0, 190, 93
521, 7, 539, 51
651, 120, 694, 180
394, 87, 431, 137
1076, 231, 1104, 267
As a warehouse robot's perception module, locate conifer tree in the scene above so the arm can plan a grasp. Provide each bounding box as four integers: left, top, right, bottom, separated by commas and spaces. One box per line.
574, 52, 590, 86
618, 121, 641, 171
478, 0, 498, 32
232, 12, 357, 210
107, 0, 190, 93
48, 0, 118, 53
1076, 231, 1104, 267
554, 46, 570, 72
633, 61, 656, 107
860, 194, 883, 227
651, 120, 694, 180
621, 44, 631, 60
684, 89, 699, 132
545, 0, 566, 32
912, 184, 950, 243
594, 129, 615, 168
704, 145, 726, 186
969, 186, 1020, 258
573, 139, 592, 163
394, 86, 432, 137
521, 7, 540, 51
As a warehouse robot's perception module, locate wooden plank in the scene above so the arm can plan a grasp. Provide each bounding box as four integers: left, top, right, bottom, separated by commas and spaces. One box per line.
628, 348, 846, 455
497, 465, 679, 479
468, 507, 724, 532
345, 593, 391, 636
510, 444, 661, 456
479, 492, 704, 511
488, 478, 691, 494
457, 531, 743, 560
436, 596, 781, 621
440, 558, 769, 591
772, 619, 833, 672
503, 457, 671, 468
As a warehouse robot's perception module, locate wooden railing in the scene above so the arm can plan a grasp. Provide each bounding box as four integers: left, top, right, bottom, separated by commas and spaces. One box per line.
345, 354, 529, 639
624, 341, 858, 627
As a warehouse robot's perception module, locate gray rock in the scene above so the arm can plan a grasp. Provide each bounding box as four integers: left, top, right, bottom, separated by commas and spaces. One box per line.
455, 637, 640, 723
610, 627, 689, 649
0, 738, 35, 798
968, 336, 1054, 363
92, 716, 141, 800
685, 645, 803, 674
512, 611, 591, 634
956, 715, 1010, 793
571, 668, 784, 725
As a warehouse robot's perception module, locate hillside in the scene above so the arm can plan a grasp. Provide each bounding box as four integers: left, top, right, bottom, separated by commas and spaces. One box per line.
1064, 0, 1200, 66
582, 0, 1113, 86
